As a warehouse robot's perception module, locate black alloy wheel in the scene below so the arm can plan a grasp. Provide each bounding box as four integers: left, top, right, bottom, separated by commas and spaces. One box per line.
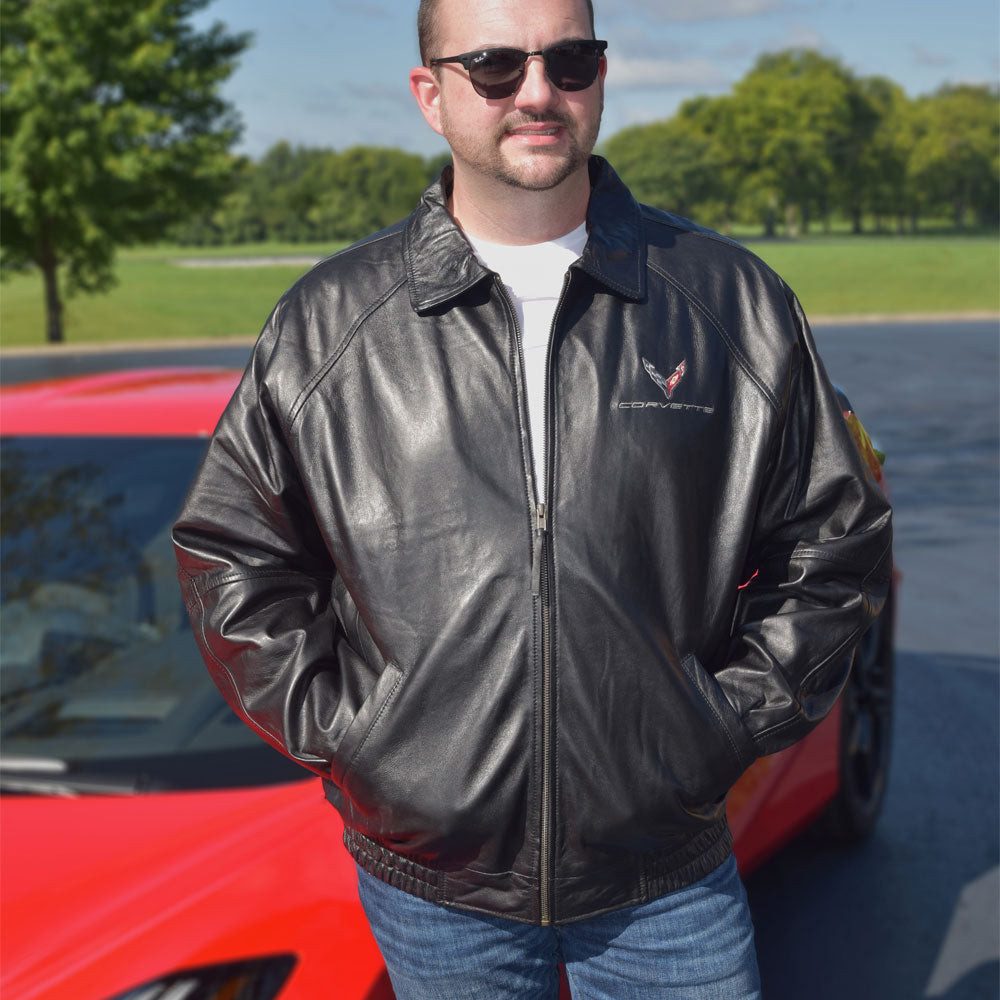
817, 595, 895, 842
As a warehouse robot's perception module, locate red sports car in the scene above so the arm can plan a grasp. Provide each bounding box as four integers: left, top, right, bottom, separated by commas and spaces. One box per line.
0, 368, 897, 1000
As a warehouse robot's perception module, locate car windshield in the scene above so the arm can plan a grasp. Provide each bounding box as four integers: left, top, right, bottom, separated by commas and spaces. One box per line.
0, 437, 307, 793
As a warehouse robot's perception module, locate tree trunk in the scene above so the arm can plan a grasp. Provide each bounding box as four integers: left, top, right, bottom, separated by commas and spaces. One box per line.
784, 202, 800, 238
722, 200, 736, 238
39, 239, 64, 344
763, 205, 776, 238
953, 191, 966, 229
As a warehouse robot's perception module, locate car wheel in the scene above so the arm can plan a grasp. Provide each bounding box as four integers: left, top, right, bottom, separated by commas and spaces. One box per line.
817, 595, 895, 842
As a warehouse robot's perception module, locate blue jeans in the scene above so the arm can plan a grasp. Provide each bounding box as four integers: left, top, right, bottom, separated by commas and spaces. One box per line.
356, 854, 762, 999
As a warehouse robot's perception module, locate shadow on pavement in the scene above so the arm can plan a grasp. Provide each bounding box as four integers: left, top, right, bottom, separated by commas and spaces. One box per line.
746, 650, 999, 1000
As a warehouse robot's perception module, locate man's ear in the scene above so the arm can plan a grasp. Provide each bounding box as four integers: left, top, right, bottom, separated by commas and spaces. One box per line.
410, 66, 444, 136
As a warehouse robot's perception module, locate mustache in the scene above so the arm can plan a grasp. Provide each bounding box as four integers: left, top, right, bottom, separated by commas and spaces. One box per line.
502, 112, 574, 130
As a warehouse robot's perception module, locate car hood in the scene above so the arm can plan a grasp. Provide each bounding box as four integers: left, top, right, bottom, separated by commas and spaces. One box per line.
0, 778, 331, 998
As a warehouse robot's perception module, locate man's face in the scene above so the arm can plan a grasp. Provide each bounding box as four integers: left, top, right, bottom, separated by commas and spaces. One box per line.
416, 0, 605, 194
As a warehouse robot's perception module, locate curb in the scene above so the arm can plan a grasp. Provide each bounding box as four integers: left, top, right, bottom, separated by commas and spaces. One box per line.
0, 334, 258, 358
808, 311, 1000, 326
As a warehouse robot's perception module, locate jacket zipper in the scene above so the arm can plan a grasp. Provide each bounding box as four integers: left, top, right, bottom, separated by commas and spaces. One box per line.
532, 499, 551, 923
496, 270, 571, 926
536, 272, 571, 925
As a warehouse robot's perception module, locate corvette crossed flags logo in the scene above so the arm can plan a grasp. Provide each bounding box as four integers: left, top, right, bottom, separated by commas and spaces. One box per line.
616, 357, 715, 414
643, 357, 686, 399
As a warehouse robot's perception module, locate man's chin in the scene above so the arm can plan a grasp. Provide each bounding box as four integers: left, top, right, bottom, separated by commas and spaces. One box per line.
496, 150, 586, 192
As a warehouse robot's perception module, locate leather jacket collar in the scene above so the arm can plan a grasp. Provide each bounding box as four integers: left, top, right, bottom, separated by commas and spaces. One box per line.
404, 156, 647, 314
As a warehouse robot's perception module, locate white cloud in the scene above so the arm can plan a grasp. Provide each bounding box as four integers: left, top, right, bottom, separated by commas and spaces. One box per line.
606, 55, 729, 88
602, 0, 788, 22
778, 22, 828, 49
735, 22, 833, 59
346, 82, 414, 110
910, 43, 955, 68
331, 0, 393, 18
716, 39, 755, 60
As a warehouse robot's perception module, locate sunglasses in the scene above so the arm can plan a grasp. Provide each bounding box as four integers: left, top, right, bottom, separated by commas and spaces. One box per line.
430, 39, 608, 100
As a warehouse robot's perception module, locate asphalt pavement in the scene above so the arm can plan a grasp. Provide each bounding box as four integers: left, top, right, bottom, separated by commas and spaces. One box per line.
2, 318, 998, 999
750, 320, 1000, 1000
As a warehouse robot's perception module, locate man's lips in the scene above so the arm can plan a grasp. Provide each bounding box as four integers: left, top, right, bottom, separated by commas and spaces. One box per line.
505, 123, 566, 141
508, 124, 562, 135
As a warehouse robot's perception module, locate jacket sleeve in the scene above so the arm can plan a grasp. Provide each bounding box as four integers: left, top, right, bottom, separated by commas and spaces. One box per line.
714, 293, 893, 758
172, 311, 345, 777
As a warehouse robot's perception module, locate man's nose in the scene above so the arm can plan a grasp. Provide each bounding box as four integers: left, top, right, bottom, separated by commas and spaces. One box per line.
513, 53, 559, 110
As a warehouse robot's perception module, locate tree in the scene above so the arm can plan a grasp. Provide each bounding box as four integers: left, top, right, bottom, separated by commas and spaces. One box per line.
306, 146, 435, 241
849, 77, 916, 233
908, 84, 999, 228
601, 116, 712, 218
727, 49, 857, 236
174, 143, 443, 246
0, 0, 250, 342
425, 150, 452, 182
677, 95, 746, 234
599, 96, 739, 231
824, 75, 882, 234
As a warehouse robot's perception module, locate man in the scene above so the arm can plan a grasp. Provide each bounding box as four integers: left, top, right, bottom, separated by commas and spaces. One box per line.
173, 0, 892, 995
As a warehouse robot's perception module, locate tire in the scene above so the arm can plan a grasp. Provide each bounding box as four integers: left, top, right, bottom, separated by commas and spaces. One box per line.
816, 595, 895, 842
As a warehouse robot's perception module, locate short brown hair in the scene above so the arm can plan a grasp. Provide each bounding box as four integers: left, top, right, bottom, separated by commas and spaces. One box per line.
417, 0, 596, 65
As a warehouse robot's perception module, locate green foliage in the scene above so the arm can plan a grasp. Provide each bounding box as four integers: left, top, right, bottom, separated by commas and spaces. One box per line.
909, 84, 1000, 228
601, 113, 717, 220
599, 48, 999, 239
0, 0, 250, 342
171, 142, 448, 246
846, 76, 916, 232
601, 94, 750, 233
307, 146, 424, 239
729, 50, 856, 234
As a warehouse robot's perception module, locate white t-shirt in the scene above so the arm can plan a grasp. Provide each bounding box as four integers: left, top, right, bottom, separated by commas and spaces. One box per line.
465, 222, 588, 500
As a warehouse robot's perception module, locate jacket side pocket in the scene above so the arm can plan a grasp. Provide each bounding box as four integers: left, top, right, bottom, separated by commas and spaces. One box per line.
330, 661, 404, 788
681, 653, 756, 774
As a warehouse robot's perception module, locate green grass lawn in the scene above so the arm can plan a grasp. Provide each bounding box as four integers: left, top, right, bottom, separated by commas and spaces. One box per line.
1, 248, 337, 347
2, 234, 997, 348
743, 235, 1000, 317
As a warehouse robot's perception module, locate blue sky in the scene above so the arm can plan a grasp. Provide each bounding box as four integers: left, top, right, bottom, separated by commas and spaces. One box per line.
194, 0, 999, 160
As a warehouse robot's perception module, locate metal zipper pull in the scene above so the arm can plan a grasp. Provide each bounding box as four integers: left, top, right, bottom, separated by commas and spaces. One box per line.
531, 503, 548, 596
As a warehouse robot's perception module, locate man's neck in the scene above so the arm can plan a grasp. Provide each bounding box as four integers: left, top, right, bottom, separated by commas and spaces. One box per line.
447, 164, 592, 245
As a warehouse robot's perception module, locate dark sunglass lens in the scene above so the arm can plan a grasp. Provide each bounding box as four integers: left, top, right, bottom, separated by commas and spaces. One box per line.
469, 49, 526, 98
545, 44, 599, 91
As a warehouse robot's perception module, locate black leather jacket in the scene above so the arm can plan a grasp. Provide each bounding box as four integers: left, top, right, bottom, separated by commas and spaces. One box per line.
173, 157, 892, 925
